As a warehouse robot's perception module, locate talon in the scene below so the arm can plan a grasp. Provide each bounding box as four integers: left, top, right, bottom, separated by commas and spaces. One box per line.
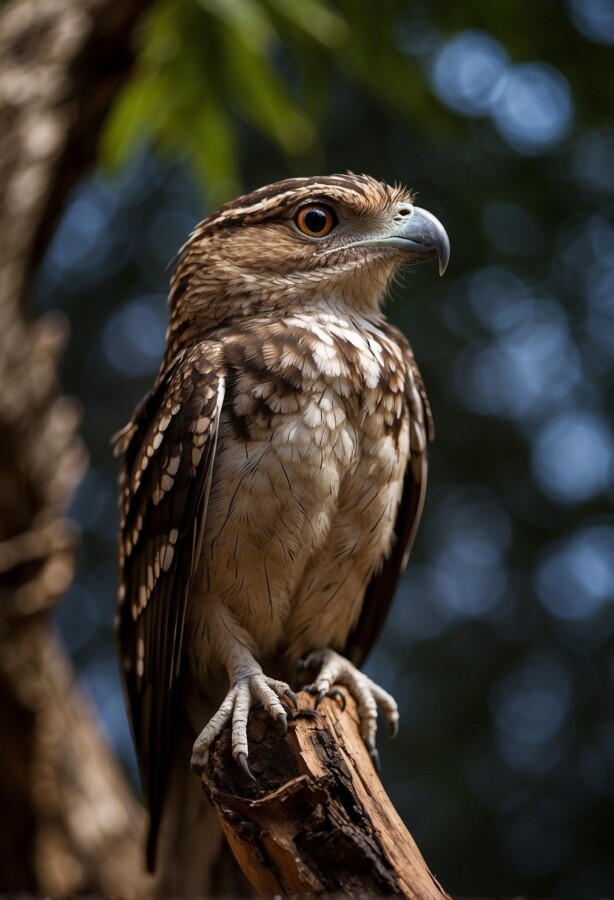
297, 658, 310, 672
285, 688, 299, 709
237, 752, 256, 782
370, 747, 381, 774
191, 755, 207, 776
277, 712, 288, 735
389, 719, 399, 739
314, 688, 327, 708
297, 649, 399, 761
365, 738, 382, 775
328, 687, 346, 710
291, 706, 322, 721
365, 738, 381, 774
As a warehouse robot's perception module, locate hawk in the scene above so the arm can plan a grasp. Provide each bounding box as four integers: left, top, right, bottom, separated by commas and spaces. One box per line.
115, 174, 449, 874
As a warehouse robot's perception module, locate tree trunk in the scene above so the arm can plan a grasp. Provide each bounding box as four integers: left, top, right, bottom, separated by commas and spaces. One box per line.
0, 0, 152, 893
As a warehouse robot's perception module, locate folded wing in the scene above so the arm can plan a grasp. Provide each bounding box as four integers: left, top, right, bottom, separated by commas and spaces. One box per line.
115, 343, 225, 869
346, 347, 433, 667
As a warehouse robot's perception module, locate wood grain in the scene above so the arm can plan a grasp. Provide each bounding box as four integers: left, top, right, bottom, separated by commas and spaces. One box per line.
201, 691, 450, 899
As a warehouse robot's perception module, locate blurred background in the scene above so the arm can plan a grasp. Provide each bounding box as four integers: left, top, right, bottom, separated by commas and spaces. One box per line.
32, 1, 613, 896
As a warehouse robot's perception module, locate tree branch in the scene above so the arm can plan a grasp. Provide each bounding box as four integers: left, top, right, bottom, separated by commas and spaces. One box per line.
202, 693, 450, 898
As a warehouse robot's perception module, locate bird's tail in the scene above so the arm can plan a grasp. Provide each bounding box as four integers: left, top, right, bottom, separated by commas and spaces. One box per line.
153, 714, 250, 897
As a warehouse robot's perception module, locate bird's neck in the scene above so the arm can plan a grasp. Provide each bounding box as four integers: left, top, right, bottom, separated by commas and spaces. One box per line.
160, 262, 393, 375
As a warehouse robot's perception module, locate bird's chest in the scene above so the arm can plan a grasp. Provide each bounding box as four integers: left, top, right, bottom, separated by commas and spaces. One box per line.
209, 371, 364, 559
199, 318, 407, 645
221, 316, 405, 496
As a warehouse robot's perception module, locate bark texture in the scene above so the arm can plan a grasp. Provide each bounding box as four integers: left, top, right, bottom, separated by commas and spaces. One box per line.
202, 692, 451, 899
0, 0, 152, 893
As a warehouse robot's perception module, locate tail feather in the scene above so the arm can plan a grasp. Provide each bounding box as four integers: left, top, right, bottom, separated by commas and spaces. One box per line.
153, 711, 250, 897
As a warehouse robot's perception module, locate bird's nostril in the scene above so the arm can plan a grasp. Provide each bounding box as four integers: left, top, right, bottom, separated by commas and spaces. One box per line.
397, 206, 412, 216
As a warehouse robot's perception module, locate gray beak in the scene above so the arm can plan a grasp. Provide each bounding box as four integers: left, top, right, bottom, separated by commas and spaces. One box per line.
347, 205, 450, 275
395, 206, 450, 276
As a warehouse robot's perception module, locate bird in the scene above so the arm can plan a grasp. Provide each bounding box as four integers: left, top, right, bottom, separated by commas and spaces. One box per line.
114, 173, 449, 885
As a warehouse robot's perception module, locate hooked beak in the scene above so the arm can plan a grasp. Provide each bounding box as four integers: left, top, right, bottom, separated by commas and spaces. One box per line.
346, 206, 450, 275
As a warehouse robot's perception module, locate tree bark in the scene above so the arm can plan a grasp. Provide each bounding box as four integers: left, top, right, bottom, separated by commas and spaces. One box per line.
202, 692, 451, 899
0, 0, 152, 893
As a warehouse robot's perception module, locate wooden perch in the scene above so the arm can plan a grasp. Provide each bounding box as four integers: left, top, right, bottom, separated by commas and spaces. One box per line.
201, 692, 450, 898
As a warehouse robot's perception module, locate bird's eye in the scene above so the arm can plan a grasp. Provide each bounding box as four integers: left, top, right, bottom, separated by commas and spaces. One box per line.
295, 205, 336, 238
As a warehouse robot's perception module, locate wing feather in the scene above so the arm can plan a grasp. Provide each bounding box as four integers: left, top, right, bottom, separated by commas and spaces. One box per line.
345, 348, 433, 667
115, 343, 225, 870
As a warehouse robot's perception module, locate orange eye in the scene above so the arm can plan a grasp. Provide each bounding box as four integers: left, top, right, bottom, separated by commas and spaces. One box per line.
295, 205, 336, 237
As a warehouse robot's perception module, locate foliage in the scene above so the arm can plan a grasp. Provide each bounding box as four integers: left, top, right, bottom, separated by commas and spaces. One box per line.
101, 0, 448, 204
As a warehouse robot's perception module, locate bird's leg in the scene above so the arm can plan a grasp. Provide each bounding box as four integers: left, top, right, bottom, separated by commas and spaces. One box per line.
301, 648, 399, 769
190, 651, 297, 778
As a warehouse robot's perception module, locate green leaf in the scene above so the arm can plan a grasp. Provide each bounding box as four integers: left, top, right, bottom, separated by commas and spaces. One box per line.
264, 0, 349, 47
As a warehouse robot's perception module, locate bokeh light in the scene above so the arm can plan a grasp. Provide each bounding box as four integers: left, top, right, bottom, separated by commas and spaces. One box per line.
573, 128, 614, 196
531, 410, 614, 503
490, 654, 572, 758
428, 485, 511, 618
492, 63, 574, 155
432, 36, 573, 156
455, 298, 582, 420
431, 30, 509, 116
567, 0, 614, 44
102, 297, 167, 376
536, 523, 614, 622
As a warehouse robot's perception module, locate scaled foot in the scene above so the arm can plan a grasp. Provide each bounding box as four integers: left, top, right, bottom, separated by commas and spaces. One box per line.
301, 648, 399, 769
191, 671, 297, 779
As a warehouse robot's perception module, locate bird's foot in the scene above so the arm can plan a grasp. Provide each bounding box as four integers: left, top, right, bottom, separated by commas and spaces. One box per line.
190, 672, 296, 778
300, 648, 399, 771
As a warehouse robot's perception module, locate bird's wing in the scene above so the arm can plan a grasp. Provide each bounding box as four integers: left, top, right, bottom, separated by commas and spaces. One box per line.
115, 343, 225, 870
345, 345, 434, 667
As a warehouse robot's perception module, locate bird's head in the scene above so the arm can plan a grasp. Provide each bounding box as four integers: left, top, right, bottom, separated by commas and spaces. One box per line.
167, 174, 449, 356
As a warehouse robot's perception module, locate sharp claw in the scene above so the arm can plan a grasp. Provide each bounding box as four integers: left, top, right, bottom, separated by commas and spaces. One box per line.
370, 747, 381, 775
328, 688, 346, 711
277, 713, 288, 736
191, 755, 207, 776
365, 738, 381, 775
302, 683, 317, 694
389, 719, 399, 739
285, 688, 299, 709
314, 688, 327, 709
291, 707, 322, 721
237, 752, 257, 782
